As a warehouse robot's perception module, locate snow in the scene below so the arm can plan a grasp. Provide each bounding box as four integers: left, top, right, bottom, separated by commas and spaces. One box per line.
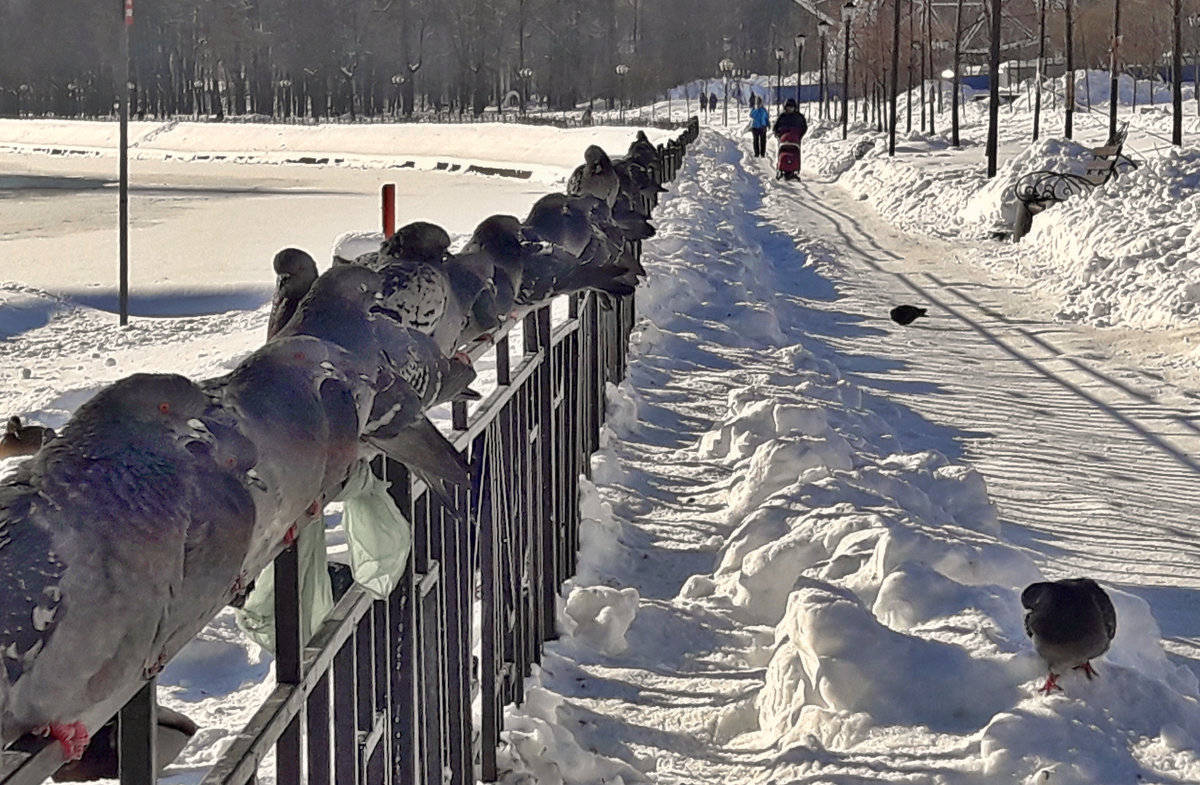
4, 73, 1200, 784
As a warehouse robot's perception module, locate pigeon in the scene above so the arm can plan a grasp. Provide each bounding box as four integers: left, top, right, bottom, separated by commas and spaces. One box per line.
566, 145, 620, 207
52, 706, 197, 782
453, 214, 527, 338
266, 248, 319, 339
0, 374, 224, 759
613, 158, 665, 215
889, 305, 927, 326
269, 264, 473, 509
625, 130, 660, 171
204, 335, 367, 573
0, 416, 55, 459
1022, 578, 1117, 694
347, 223, 480, 356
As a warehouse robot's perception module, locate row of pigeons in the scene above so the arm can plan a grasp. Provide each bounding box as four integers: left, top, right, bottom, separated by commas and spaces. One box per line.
0, 132, 668, 768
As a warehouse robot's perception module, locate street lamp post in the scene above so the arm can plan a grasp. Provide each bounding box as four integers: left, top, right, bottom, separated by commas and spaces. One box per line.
1109, 0, 1122, 143
795, 34, 807, 108
818, 20, 831, 119
951, 0, 964, 147
519, 67, 533, 116
389, 75, 402, 118
719, 57, 734, 126
775, 47, 785, 109
1033, 0, 1047, 140
841, 2, 856, 140
615, 63, 629, 122
1191, 15, 1200, 117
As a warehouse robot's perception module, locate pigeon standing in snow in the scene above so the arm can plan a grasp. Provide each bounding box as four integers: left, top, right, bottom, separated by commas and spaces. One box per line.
0, 374, 226, 759
889, 305, 927, 326
0, 416, 55, 459
266, 248, 319, 339
567, 145, 620, 207
1022, 578, 1117, 694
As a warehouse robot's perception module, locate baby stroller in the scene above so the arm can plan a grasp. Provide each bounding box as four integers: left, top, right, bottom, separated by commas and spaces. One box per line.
775, 129, 802, 181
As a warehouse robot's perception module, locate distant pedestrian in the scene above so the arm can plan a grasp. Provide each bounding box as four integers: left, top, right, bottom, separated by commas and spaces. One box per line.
749, 97, 769, 158
708, 92, 718, 112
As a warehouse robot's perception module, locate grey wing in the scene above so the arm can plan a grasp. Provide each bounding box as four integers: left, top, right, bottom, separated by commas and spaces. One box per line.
0, 483, 67, 686
566, 165, 585, 197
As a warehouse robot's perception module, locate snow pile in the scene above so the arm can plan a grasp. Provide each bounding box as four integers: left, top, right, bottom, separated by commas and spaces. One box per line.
499, 129, 1200, 784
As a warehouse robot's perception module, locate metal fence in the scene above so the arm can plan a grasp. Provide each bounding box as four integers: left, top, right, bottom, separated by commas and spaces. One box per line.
0, 116, 699, 785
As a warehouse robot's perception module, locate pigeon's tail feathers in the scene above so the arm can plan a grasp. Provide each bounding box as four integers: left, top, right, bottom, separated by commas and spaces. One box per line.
366, 417, 468, 518
435, 359, 478, 407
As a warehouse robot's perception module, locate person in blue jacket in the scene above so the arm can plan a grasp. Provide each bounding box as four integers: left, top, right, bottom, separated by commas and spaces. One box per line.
749, 97, 770, 158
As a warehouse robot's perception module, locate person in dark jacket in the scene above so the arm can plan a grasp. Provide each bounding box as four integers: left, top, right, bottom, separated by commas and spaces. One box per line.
773, 98, 808, 139
708, 92, 718, 112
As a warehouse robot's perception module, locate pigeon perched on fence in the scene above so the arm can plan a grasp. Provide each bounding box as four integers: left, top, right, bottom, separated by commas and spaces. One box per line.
625, 130, 660, 171
566, 145, 620, 207
889, 305, 927, 326
266, 248, 319, 339
1021, 577, 1117, 693
0, 416, 55, 459
346, 223, 483, 357
269, 264, 473, 508
0, 374, 238, 760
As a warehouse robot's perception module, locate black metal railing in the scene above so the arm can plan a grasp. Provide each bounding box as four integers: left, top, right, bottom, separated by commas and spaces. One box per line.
0, 115, 699, 785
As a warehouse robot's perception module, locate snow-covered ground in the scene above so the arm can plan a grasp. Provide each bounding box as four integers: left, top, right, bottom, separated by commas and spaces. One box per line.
3, 73, 1200, 784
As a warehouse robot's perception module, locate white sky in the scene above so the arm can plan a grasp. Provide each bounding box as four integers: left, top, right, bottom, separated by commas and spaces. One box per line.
2, 72, 1199, 784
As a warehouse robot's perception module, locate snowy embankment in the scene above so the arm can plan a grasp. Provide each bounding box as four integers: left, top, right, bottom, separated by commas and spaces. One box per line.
497, 131, 1200, 784
800, 98, 1200, 334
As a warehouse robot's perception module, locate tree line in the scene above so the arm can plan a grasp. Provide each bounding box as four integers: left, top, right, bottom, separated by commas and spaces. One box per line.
0, 0, 1189, 122
0, 0, 810, 120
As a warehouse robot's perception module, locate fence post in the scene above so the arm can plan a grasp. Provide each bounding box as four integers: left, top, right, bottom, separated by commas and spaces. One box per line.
117, 680, 157, 785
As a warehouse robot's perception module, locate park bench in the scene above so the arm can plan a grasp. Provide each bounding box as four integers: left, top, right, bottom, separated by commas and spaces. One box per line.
1010, 121, 1139, 242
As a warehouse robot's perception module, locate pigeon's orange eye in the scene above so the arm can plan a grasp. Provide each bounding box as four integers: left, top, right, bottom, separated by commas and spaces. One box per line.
158, 402, 171, 414
294, 353, 306, 361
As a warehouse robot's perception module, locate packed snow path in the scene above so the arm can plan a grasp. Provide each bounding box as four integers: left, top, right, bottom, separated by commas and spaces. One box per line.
499, 131, 1200, 784
771, 145, 1200, 667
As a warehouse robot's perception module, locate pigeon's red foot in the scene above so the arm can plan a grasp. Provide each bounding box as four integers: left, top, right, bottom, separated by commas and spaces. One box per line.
1073, 661, 1099, 680
453, 350, 472, 365
143, 648, 168, 678
230, 571, 250, 598
283, 523, 299, 546
305, 498, 322, 517
1039, 672, 1062, 694
34, 722, 89, 761
473, 333, 497, 346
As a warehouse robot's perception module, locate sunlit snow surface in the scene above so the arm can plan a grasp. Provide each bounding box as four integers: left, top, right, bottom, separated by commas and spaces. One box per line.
3, 79, 1200, 784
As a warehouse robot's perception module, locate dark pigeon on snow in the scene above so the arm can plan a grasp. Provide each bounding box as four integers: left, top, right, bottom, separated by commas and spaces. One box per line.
1022, 577, 1117, 694
0, 416, 55, 459
52, 706, 197, 782
889, 305, 927, 326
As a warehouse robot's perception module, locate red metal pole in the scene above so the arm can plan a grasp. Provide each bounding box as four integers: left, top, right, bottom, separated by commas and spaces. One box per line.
381, 183, 396, 238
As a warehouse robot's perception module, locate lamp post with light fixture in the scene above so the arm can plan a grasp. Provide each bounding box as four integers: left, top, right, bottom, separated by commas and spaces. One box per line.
519, 67, 532, 115
774, 47, 785, 109
719, 57, 734, 126
817, 20, 831, 119
615, 63, 629, 122
795, 34, 806, 108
